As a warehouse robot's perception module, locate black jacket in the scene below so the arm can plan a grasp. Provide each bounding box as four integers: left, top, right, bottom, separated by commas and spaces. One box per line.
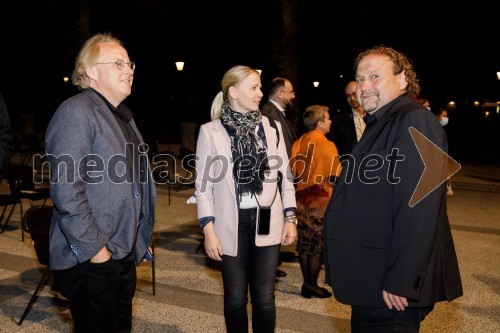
261, 100, 297, 156
324, 94, 463, 307
328, 110, 357, 156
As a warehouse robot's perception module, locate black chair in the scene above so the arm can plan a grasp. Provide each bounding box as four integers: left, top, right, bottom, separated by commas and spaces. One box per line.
0, 177, 22, 235
176, 146, 196, 192
17, 205, 156, 325
17, 204, 53, 326
4, 163, 50, 241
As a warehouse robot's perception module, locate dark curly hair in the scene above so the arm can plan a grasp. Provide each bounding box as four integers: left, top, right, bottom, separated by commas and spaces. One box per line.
354, 45, 420, 98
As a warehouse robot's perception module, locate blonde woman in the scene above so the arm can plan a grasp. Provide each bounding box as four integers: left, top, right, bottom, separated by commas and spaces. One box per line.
196, 65, 297, 332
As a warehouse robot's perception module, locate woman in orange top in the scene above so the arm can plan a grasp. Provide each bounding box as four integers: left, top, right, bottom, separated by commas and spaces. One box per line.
290, 105, 341, 298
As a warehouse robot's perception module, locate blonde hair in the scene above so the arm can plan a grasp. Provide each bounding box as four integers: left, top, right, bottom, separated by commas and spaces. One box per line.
72, 32, 123, 89
303, 105, 329, 131
210, 65, 260, 120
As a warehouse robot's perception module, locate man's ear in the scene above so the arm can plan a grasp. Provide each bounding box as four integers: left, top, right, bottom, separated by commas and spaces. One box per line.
398, 71, 408, 90
86, 66, 97, 80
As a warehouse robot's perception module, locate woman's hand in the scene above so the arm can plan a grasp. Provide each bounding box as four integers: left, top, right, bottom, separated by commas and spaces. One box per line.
203, 222, 223, 261
281, 222, 297, 245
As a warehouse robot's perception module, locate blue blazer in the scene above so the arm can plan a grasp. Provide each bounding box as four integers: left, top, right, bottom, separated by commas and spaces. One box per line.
45, 89, 156, 270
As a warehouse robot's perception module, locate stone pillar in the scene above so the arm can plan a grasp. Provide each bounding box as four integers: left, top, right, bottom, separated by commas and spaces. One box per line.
180, 122, 197, 153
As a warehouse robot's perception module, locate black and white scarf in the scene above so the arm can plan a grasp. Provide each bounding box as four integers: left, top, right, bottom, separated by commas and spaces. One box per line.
220, 102, 268, 198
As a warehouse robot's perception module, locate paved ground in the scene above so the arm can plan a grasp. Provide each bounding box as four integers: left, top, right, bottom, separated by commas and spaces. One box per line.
0, 161, 499, 332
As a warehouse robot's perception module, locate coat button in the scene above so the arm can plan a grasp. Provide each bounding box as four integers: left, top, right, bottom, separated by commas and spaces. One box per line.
135, 193, 141, 198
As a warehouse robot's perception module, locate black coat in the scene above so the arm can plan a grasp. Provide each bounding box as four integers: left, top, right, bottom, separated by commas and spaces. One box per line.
328, 110, 358, 156
324, 94, 463, 307
261, 100, 297, 156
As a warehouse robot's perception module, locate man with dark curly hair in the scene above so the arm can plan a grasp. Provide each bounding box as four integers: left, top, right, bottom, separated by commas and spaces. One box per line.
323, 45, 463, 332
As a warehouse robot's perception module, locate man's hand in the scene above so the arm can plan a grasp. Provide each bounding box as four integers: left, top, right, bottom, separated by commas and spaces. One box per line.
90, 246, 112, 263
382, 290, 408, 311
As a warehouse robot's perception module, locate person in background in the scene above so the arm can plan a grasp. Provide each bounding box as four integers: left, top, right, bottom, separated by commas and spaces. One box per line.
417, 96, 431, 110
433, 107, 449, 127
45, 32, 156, 332
324, 45, 463, 332
260, 76, 298, 278
0, 92, 14, 170
418, 97, 454, 195
261, 77, 297, 156
196, 65, 297, 332
329, 81, 366, 155
291, 105, 341, 299
432, 107, 453, 195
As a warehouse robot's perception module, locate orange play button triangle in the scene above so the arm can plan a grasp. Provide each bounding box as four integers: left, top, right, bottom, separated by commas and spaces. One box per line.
408, 127, 461, 207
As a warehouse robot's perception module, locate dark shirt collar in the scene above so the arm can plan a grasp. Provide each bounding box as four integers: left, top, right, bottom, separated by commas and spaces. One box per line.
89, 88, 133, 122
364, 93, 409, 126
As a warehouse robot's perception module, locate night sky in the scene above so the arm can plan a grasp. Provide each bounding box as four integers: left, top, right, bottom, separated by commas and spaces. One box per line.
1, 0, 498, 159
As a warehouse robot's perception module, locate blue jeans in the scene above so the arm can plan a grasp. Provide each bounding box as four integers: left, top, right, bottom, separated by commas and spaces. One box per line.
221, 208, 281, 333
351, 305, 434, 333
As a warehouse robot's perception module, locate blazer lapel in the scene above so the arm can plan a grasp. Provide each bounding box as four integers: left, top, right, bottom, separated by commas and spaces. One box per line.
211, 121, 236, 200
275, 106, 295, 142
332, 111, 393, 201
84, 89, 129, 148
84, 90, 139, 194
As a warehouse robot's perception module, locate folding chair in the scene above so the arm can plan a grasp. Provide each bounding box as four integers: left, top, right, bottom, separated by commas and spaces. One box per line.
0, 178, 22, 235
17, 204, 53, 325
4, 163, 50, 242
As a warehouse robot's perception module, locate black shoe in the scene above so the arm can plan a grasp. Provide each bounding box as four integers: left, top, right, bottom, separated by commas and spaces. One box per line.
300, 285, 332, 299
276, 269, 287, 278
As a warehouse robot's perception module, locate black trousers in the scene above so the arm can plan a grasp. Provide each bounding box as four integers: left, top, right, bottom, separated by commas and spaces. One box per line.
351, 305, 434, 333
53, 257, 137, 333
221, 208, 281, 333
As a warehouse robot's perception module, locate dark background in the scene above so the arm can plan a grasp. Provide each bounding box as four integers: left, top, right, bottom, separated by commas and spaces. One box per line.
1, 0, 498, 162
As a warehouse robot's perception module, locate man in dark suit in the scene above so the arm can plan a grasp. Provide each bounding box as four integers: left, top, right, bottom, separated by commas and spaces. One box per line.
261, 77, 297, 278
261, 77, 297, 156
45, 33, 156, 332
329, 81, 366, 156
324, 46, 463, 332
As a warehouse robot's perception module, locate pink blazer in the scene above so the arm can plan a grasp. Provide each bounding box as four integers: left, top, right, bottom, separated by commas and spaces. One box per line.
195, 116, 296, 257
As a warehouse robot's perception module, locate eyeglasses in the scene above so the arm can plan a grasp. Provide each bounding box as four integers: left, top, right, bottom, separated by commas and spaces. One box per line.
94, 60, 136, 71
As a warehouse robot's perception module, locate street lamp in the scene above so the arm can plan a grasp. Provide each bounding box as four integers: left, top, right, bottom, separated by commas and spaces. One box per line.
313, 81, 319, 88
175, 61, 185, 71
